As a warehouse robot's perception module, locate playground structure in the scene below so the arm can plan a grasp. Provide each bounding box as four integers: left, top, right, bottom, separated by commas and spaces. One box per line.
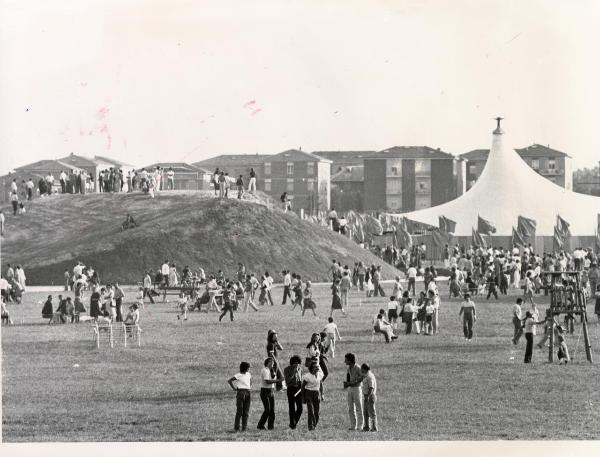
542, 271, 593, 363
93, 321, 142, 349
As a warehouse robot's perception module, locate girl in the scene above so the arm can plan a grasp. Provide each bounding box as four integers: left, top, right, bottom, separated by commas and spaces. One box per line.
305, 333, 321, 368
556, 326, 570, 365
267, 329, 284, 390
136, 286, 145, 310
330, 279, 346, 317
124, 304, 140, 338
302, 281, 317, 317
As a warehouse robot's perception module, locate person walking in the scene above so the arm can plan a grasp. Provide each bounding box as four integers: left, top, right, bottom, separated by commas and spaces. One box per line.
143, 271, 155, 304
228, 361, 252, 432
302, 362, 323, 431
339, 271, 352, 310
236, 175, 244, 199
512, 298, 523, 344
344, 353, 364, 431
10, 192, 18, 216
243, 275, 259, 312
218, 284, 235, 322
283, 355, 303, 429
281, 270, 292, 305
458, 293, 476, 340
372, 266, 385, 297
406, 264, 417, 296
361, 363, 378, 432
257, 358, 278, 430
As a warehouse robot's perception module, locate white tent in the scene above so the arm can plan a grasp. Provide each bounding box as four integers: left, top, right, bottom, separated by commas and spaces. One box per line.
392, 121, 600, 236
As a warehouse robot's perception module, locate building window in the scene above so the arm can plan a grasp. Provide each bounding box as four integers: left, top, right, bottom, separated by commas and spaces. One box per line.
264, 179, 271, 192
391, 166, 399, 175
307, 178, 314, 191
468, 164, 477, 174
548, 159, 556, 170
307, 162, 314, 175
264, 162, 271, 175
531, 159, 539, 170
287, 162, 294, 175
286, 178, 294, 192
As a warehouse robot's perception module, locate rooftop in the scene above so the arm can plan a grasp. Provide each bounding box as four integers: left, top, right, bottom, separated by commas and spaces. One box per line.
331, 166, 364, 183
369, 146, 457, 160
460, 144, 571, 161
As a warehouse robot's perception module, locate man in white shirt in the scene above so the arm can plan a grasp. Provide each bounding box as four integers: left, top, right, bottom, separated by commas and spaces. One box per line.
323, 317, 342, 357
302, 362, 324, 431
281, 270, 292, 305
512, 298, 523, 344
227, 361, 252, 432
161, 260, 170, 285
59, 170, 67, 193
257, 358, 278, 430
406, 265, 417, 296
166, 167, 175, 190
264, 272, 274, 306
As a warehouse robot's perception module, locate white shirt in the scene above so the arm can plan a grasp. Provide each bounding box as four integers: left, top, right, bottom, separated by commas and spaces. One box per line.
302, 369, 323, 391
161, 263, 170, 275
60, 172, 67, 181
260, 367, 274, 389
407, 267, 417, 279
362, 371, 377, 395
387, 300, 398, 311
323, 322, 338, 334
283, 273, 291, 287
512, 304, 522, 319
233, 372, 251, 390
167, 170, 175, 179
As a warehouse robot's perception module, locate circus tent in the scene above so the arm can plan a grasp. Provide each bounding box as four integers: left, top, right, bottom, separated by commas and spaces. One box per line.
390, 120, 600, 237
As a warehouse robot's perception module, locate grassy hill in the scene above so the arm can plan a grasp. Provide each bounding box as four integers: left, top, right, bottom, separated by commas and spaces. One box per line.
0, 191, 398, 284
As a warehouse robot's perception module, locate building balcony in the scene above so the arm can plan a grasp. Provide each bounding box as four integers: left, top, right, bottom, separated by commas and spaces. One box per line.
538, 168, 563, 176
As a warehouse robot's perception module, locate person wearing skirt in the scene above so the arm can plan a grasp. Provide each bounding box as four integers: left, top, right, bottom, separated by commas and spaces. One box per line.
330, 279, 346, 317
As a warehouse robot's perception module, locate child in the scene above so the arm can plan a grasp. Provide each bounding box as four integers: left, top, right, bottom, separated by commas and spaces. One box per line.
227, 361, 252, 432
1, 298, 13, 325
219, 284, 235, 322
18, 202, 25, 214
322, 316, 342, 357
177, 292, 188, 321
136, 286, 145, 310
124, 304, 140, 338
386, 296, 399, 330
424, 298, 435, 335
556, 325, 570, 365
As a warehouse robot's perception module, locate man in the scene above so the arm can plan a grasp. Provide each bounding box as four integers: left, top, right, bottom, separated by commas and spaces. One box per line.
443, 244, 450, 268
264, 272, 274, 306
161, 260, 170, 286
59, 170, 67, 193
257, 358, 278, 430
218, 172, 226, 198
166, 167, 175, 190
26, 178, 34, 200
406, 264, 417, 296
243, 275, 259, 312
344, 353, 364, 431
283, 355, 303, 429
328, 208, 338, 229
459, 293, 477, 340
236, 175, 244, 199
512, 298, 523, 344
248, 168, 256, 193
361, 363, 378, 432
143, 271, 155, 304
302, 362, 323, 431
281, 270, 291, 305
373, 266, 385, 297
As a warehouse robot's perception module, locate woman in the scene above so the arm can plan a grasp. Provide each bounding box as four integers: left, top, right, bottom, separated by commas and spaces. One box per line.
330, 279, 346, 317
89, 287, 101, 319
302, 362, 323, 431
305, 333, 320, 369
267, 330, 284, 390
291, 274, 304, 311
302, 281, 317, 317
318, 332, 330, 400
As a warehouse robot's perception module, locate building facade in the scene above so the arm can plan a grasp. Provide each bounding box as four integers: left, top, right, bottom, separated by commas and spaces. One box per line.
192, 154, 268, 182
363, 146, 465, 212
460, 144, 573, 190
330, 166, 364, 212
311, 150, 377, 174
259, 149, 331, 214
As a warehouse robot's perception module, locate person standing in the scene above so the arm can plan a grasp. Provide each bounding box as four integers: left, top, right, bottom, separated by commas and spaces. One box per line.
59, 170, 67, 193
330, 279, 346, 317
339, 271, 352, 310
357, 261, 366, 291
166, 167, 175, 190
0, 210, 4, 237
143, 271, 155, 304
302, 362, 323, 431
227, 361, 252, 432
361, 363, 378, 432
372, 266, 385, 297
344, 353, 364, 431
236, 175, 244, 199
283, 355, 303, 429
522, 311, 536, 363
281, 270, 292, 305
406, 264, 417, 296
458, 293, 476, 340
218, 172, 226, 198
257, 358, 278, 430
248, 168, 256, 193
243, 275, 259, 312
26, 178, 34, 200
114, 283, 125, 322
219, 284, 235, 322
512, 298, 523, 344
10, 192, 18, 216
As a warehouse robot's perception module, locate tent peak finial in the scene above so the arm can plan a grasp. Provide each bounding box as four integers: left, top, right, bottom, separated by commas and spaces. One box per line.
493, 117, 504, 135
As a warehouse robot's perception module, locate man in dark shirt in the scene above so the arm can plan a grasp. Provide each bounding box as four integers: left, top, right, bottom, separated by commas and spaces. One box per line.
283, 355, 303, 429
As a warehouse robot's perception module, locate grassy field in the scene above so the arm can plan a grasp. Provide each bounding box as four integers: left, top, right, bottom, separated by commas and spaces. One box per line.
2, 283, 600, 442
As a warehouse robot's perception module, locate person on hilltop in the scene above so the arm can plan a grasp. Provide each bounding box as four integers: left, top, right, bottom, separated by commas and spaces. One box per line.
166, 167, 175, 190
248, 167, 256, 194
236, 174, 244, 199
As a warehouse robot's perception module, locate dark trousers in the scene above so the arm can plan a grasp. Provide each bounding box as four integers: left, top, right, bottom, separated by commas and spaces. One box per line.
143, 288, 155, 304
408, 278, 416, 296
373, 281, 385, 297
60, 180, 66, 193
12, 201, 18, 215
282, 286, 291, 304
219, 304, 234, 321
358, 274, 365, 290
524, 333, 533, 363
258, 388, 275, 429
286, 386, 303, 428
463, 315, 474, 339
487, 287, 498, 300
235, 389, 251, 431
512, 316, 523, 343
305, 390, 320, 430
115, 298, 123, 322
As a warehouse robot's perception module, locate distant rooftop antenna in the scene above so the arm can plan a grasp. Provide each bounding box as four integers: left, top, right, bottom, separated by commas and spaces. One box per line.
493, 117, 504, 135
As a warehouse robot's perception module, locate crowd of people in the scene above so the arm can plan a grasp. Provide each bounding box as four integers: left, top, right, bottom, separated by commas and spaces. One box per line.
209, 167, 257, 200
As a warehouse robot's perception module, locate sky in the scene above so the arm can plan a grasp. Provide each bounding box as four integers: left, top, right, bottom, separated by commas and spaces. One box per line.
1, 0, 600, 175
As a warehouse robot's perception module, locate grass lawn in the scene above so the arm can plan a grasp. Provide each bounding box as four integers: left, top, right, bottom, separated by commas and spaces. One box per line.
2, 283, 600, 442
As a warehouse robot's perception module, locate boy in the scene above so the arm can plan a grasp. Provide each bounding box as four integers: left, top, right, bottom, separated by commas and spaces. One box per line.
176, 292, 188, 321
322, 317, 342, 357
228, 361, 252, 432
361, 363, 377, 432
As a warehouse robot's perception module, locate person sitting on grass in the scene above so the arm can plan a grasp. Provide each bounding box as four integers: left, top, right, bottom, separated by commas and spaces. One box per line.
122, 213, 137, 230
373, 309, 398, 343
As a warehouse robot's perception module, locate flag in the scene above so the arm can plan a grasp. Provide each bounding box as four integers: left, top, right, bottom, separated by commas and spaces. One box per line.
512, 226, 526, 248
378, 213, 393, 232
431, 227, 450, 249
364, 215, 383, 237
393, 218, 413, 249
472, 228, 487, 249
553, 225, 565, 250
556, 215, 571, 238
439, 215, 457, 234
517, 215, 536, 237
477, 215, 496, 235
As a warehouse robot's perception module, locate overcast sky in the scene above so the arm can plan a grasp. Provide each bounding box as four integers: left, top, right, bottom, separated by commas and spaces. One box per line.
1, 0, 600, 174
